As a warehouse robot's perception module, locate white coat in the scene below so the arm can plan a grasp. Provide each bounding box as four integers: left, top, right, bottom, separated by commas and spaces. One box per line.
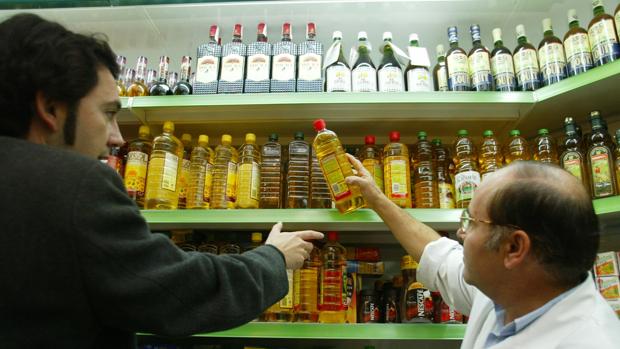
418, 237, 620, 348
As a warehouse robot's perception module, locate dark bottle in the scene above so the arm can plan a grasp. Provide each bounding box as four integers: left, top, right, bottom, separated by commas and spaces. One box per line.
325, 31, 351, 92
149, 56, 173, 96
400, 255, 433, 323
564, 9, 594, 76
172, 56, 193, 95
405, 33, 432, 92
538, 18, 567, 86
513, 24, 541, 91
377, 32, 405, 92
468, 24, 493, 91
382, 286, 399, 323
351, 31, 377, 92
358, 289, 381, 323
560, 117, 590, 192
490, 28, 516, 91
432, 138, 455, 209
433, 44, 448, 91
588, 0, 620, 67
445, 26, 470, 91
587, 111, 618, 199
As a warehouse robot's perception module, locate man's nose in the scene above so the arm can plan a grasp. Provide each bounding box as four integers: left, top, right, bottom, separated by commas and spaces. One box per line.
107, 120, 125, 147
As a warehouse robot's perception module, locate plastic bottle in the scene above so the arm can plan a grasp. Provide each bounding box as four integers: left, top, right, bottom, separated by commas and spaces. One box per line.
260, 134, 283, 209
310, 148, 333, 209
412, 131, 439, 208
267, 266, 295, 322
246, 232, 263, 252
384, 131, 412, 208
210, 134, 239, 209
479, 130, 503, 180
219, 232, 241, 254
503, 129, 531, 164
400, 255, 433, 323
144, 121, 183, 209
358, 135, 384, 191
177, 133, 193, 209
452, 129, 480, 209
287, 132, 310, 208
312, 119, 365, 214
432, 138, 455, 209
319, 232, 347, 323
186, 135, 211, 209
533, 128, 559, 164
236, 133, 261, 209
294, 243, 321, 322
123, 125, 152, 208
201, 137, 215, 209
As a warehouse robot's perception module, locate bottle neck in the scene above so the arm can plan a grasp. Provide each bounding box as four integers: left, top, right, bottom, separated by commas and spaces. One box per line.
449, 41, 459, 49
257, 34, 267, 42
409, 40, 419, 47
180, 65, 190, 82
437, 55, 445, 63
569, 20, 580, 29
543, 29, 554, 38
209, 35, 218, 44
517, 36, 527, 45
472, 39, 481, 46
494, 40, 503, 49
307, 33, 316, 41
594, 6, 605, 17
232, 35, 242, 43
282, 34, 291, 42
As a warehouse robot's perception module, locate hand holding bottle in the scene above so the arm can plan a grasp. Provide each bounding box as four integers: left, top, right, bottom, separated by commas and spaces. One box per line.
265, 222, 324, 270
344, 153, 386, 209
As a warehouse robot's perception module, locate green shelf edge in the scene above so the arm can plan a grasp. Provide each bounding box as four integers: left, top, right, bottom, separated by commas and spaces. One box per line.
139, 323, 466, 340
0, 0, 263, 9
593, 196, 620, 216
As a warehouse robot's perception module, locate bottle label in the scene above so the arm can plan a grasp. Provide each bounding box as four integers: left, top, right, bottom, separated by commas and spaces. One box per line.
225, 161, 238, 203
564, 33, 593, 74
203, 163, 213, 205
196, 55, 219, 83
447, 52, 470, 90
293, 269, 301, 309
438, 182, 455, 209
589, 19, 620, 63
378, 67, 405, 92
124, 151, 148, 198
539, 42, 567, 82
406, 67, 432, 92
362, 158, 384, 190
319, 268, 347, 311
178, 158, 191, 201
246, 53, 270, 81
491, 53, 516, 90
279, 269, 294, 309
404, 283, 433, 322
436, 65, 449, 91
387, 159, 409, 199
299, 53, 322, 81
220, 54, 245, 82
326, 65, 351, 92
319, 154, 352, 201
468, 51, 492, 89
454, 170, 481, 203
160, 152, 179, 192
273, 53, 296, 81
562, 151, 584, 182
589, 146, 614, 197
514, 48, 539, 87
352, 66, 378, 92
238, 162, 260, 201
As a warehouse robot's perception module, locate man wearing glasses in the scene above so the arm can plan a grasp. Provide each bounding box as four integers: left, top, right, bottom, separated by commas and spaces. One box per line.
345, 154, 619, 348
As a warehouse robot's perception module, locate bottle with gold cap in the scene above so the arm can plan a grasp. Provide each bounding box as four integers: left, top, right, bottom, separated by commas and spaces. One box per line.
400, 255, 433, 323
144, 121, 183, 209
236, 133, 261, 209
210, 134, 239, 209
312, 119, 365, 214
123, 125, 152, 208
177, 134, 193, 209
186, 135, 211, 209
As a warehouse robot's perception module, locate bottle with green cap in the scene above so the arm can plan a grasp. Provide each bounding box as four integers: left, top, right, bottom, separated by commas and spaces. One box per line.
211, 134, 239, 209
145, 121, 183, 209
287, 131, 311, 208
479, 130, 503, 180
260, 133, 283, 208
433, 44, 449, 91
533, 128, 559, 165
452, 129, 480, 209
236, 133, 261, 209
588, 0, 620, 67
538, 18, 567, 86
513, 24, 541, 91
412, 131, 438, 208
124, 125, 152, 208
564, 9, 594, 76
560, 118, 590, 192
432, 138, 455, 209
504, 129, 531, 164
177, 133, 193, 209
186, 134, 212, 209
587, 111, 618, 198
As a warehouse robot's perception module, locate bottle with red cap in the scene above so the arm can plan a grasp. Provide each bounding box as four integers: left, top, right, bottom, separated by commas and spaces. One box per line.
357, 135, 384, 190
312, 119, 365, 214
271, 22, 297, 92
318, 231, 347, 323
195, 24, 221, 95
218, 24, 247, 94
297, 22, 323, 92
384, 131, 412, 208
245, 22, 271, 93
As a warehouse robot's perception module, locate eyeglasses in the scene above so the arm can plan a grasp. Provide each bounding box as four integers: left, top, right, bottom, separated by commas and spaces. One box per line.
459, 209, 522, 233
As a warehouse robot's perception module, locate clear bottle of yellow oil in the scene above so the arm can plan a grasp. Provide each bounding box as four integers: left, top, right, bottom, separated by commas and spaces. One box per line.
177, 133, 193, 209
186, 135, 211, 209
260, 134, 283, 209
312, 119, 365, 214
384, 131, 412, 208
452, 129, 480, 209
287, 132, 311, 209
294, 243, 320, 322
267, 269, 295, 322
144, 121, 183, 209
479, 130, 503, 180
123, 125, 152, 208
432, 138, 456, 209
358, 135, 384, 190
318, 231, 347, 323
201, 136, 215, 209
412, 131, 439, 208
236, 133, 261, 209
533, 128, 559, 164
503, 129, 531, 164
210, 134, 239, 209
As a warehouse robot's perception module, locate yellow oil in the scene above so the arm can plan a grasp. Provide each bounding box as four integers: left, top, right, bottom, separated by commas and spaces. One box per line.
177, 134, 193, 209
478, 130, 503, 180
123, 125, 151, 208
144, 121, 183, 209
260, 134, 283, 209
267, 270, 295, 322
383, 131, 412, 208
287, 132, 310, 208
452, 129, 480, 209
533, 128, 559, 164
312, 119, 365, 214
186, 135, 210, 209
202, 138, 215, 209
432, 138, 456, 209
294, 245, 320, 322
503, 129, 531, 164
236, 133, 261, 209
318, 231, 347, 323
210, 134, 239, 209
412, 131, 439, 208
358, 135, 384, 190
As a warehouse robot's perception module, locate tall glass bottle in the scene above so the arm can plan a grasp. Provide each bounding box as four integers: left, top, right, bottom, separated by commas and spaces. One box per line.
412, 131, 438, 208
588, 0, 620, 67
358, 135, 384, 190
115, 55, 127, 96
145, 69, 158, 91
124, 125, 152, 208
513, 25, 541, 91
186, 135, 211, 209
310, 147, 333, 209
210, 134, 239, 209
538, 18, 567, 86
218, 24, 247, 94
244, 22, 271, 93
287, 132, 310, 208
236, 133, 261, 209
616, 4, 620, 39
325, 31, 351, 92
378, 32, 405, 92
503, 129, 531, 165
452, 130, 480, 209
564, 9, 594, 77
445, 26, 470, 91
384, 131, 412, 208
172, 56, 193, 95
560, 117, 589, 191
432, 139, 455, 209
468, 24, 493, 91
271, 22, 297, 92
490, 28, 516, 91
260, 134, 283, 209
587, 111, 618, 198
126, 56, 149, 97
351, 31, 377, 92
144, 121, 183, 209
433, 44, 449, 91
318, 232, 347, 324
294, 243, 320, 322
533, 129, 559, 165
614, 129, 620, 193
478, 130, 503, 181
195, 24, 221, 95
405, 34, 432, 92
297, 22, 324, 92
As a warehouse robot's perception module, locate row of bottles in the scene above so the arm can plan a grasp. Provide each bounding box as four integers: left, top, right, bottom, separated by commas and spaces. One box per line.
118, 55, 194, 97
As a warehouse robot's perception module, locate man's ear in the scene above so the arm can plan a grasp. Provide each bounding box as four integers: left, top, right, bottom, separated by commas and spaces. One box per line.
503, 230, 531, 270
33, 91, 66, 132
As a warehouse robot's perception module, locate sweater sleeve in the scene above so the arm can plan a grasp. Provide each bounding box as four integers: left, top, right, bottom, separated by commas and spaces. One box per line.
70, 162, 288, 336
417, 237, 477, 316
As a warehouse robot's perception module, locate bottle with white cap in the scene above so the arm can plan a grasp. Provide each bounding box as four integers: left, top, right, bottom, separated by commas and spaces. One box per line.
445, 26, 471, 91
351, 31, 377, 92
405, 33, 432, 92
490, 28, 516, 91
467, 24, 493, 91
563, 9, 593, 76
537, 18, 567, 86
513, 24, 541, 91
378, 32, 405, 92
587, 0, 620, 66
325, 31, 352, 92
432, 44, 449, 91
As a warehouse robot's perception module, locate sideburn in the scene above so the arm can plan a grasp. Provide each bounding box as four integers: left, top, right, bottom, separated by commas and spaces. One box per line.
63, 105, 77, 145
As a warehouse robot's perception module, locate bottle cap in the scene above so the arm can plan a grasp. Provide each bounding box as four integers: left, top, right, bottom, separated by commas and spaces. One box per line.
436, 44, 445, 57
313, 119, 327, 131
567, 9, 578, 23
365, 135, 376, 145
307, 22, 317, 39
431, 138, 442, 146
198, 134, 209, 145
116, 55, 127, 67
470, 24, 481, 41
400, 255, 418, 270
409, 33, 419, 42
389, 131, 400, 142
516, 24, 526, 39
209, 25, 220, 42
332, 31, 343, 40
564, 116, 575, 125
233, 24, 243, 39
417, 131, 427, 139
221, 134, 232, 144
327, 231, 339, 241
509, 129, 521, 136
537, 128, 549, 135
245, 133, 256, 143
251, 232, 263, 243
592, 0, 604, 10
294, 131, 305, 140
269, 133, 279, 142
492, 28, 502, 43
382, 31, 393, 41
181, 133, 192, 143
282, 22, 292, 39
163, 121, 175, 133
457, 129, 468, 137
358, 31, 368, 40
589, 110, 601, 120
257, 22, 268, 37
447, 26, 458, 43
483, 130, 494, 137
138, 125, 151, 137
542, 18, 553, 32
